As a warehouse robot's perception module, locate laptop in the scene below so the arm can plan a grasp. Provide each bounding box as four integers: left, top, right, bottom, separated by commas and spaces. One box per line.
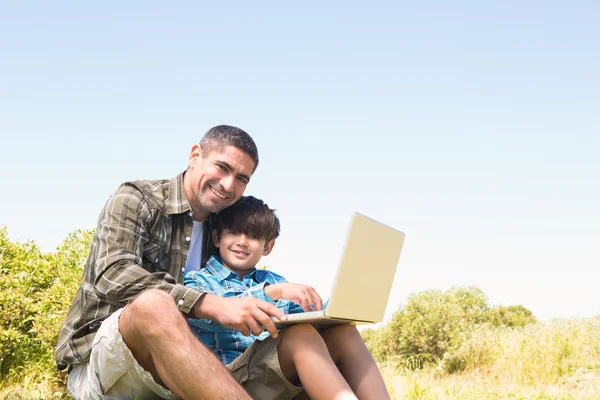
272, 212, 406, 327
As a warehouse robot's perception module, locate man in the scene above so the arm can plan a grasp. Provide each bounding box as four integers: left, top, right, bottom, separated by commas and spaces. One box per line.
56, 125, 287, 399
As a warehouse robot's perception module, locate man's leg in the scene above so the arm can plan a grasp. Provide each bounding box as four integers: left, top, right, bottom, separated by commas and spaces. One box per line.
118, 289, 250, 400
321, 324, 390, 400
277, 324, 357, 400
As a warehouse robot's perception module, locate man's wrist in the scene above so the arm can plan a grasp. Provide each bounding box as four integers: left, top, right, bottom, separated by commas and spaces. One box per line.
192, 292, 213, 320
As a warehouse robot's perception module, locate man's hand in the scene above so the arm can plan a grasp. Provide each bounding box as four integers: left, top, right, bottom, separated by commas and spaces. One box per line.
193, 294, 287, 338
264, 283, 323, 312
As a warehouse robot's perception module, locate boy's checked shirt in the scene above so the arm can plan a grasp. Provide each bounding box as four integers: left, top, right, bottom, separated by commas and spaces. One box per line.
184, 256, 305, 365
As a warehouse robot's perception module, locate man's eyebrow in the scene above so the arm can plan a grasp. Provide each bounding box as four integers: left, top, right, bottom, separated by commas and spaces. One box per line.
216, 160, 251, 182
237, 172, 251, 182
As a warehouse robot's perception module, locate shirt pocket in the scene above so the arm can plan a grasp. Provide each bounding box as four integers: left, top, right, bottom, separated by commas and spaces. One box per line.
142, 242, 171, 272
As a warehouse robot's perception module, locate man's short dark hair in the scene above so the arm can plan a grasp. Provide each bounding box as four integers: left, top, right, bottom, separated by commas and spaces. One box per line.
215, 196, 280, 243
200, 125, 259, 172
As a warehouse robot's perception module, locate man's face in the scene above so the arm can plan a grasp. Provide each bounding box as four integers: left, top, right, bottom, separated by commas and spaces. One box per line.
213, 228, 274, 278
184, 144, 255, 221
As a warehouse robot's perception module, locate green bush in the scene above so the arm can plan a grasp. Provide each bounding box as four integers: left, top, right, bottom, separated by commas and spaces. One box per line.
0, 226, 92, 389
0, 227, 50, 379
380, 287, 488, 368
484, 304, 537, 328
362, 286, 537, 370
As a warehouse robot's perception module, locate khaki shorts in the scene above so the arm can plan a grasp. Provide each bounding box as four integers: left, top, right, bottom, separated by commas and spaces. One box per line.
226, 334, 303, 400
67, 307, 303, 400
67, 308, 177, 400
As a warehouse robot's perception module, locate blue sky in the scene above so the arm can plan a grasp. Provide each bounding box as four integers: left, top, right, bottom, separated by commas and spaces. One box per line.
1, 2, 599, 321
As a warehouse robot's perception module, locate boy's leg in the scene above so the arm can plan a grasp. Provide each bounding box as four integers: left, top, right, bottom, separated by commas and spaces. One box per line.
278, 324, 357, 400
320, 324, 390, 400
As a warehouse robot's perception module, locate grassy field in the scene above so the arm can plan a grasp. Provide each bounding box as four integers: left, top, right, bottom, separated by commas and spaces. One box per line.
2, 318, 599, 399
380, 317, 600, 399
382, 366, 600, 399
2, 364, 599, 399
2, 230, 599, 399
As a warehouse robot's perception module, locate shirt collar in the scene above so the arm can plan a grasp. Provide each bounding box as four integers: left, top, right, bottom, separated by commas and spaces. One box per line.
165, 171, 192, 216
206, 256, 257, 282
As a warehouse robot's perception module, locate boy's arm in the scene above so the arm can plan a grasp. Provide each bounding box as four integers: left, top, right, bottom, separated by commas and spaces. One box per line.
264, 281, 323, 313
184, 272, 272, 303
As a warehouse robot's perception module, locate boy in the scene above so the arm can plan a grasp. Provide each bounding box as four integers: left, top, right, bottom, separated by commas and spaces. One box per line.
184, 196, 390, 400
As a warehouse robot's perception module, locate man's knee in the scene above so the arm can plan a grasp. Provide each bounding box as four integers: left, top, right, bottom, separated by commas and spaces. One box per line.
120, 289, 186, 340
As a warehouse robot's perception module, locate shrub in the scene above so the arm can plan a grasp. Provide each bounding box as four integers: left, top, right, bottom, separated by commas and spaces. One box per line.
484, 304, 537, 328
362, 286, 537, 370
0, 226, 51, 379
0, 226, 92, 389
34, 230, 94, 353
380, 286, 489, 368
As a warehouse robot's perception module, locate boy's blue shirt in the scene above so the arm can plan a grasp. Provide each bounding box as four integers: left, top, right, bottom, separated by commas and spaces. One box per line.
184, 256, 305, 365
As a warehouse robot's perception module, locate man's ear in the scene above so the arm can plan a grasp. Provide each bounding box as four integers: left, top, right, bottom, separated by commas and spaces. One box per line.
262, 240, 275, 256
212, 229, 220, 247
188, 144, 202, 168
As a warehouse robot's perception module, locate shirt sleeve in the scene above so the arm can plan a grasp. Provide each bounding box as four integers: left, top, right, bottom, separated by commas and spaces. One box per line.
90, 183, 203, 314
184, 271, 240, 331
185, 272, 272, 302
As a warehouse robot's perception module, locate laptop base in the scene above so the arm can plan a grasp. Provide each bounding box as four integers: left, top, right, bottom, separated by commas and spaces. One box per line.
272, 313, 371, 328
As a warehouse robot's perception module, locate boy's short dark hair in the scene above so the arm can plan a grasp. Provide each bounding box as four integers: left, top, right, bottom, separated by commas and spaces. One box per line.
215, 196, 280, 242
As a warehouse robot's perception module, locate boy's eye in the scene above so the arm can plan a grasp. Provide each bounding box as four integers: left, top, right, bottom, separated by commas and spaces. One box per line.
248, 234, 257, 239
228, 230, 239, 235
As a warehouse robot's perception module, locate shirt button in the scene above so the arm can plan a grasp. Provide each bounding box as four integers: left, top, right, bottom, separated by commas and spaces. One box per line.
178, 300, 184, 306
181, 267, 185, 272
155, 258, 159, 263
188, 211, 194, 217
186, 236, 191, 242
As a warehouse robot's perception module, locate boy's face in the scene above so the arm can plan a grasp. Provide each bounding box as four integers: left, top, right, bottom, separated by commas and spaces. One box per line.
212, 228, 274, 278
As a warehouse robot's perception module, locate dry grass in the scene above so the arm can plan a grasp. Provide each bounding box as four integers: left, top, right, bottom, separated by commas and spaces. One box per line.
382, 365, 600, 399
381, 317, 600, 399
2, 318, 599, 399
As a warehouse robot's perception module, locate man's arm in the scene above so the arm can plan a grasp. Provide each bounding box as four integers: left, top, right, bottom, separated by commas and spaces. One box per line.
90, 183, 202, 314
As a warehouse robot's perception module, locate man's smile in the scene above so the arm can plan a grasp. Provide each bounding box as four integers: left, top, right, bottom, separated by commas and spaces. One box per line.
209, 185, 228, 199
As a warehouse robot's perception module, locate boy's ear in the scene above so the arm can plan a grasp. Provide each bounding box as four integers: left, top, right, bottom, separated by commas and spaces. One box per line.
262, 240, 275, 256
211, 229, 220, 247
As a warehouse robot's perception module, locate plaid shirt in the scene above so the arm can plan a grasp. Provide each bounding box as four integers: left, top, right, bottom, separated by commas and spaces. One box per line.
185, 256, 304, 365
56, 172, 214, 371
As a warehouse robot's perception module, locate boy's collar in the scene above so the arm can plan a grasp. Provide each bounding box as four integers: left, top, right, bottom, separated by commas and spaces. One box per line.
206, 256, 257, 281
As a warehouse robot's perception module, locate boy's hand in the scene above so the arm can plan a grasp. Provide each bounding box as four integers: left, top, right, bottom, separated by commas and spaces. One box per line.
193, 294, 287, 338
265, 283, 323, 312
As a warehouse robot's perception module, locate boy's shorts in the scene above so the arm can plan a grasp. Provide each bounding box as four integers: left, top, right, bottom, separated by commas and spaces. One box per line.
226, 334, 303, 400
67, 307, 303, 400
